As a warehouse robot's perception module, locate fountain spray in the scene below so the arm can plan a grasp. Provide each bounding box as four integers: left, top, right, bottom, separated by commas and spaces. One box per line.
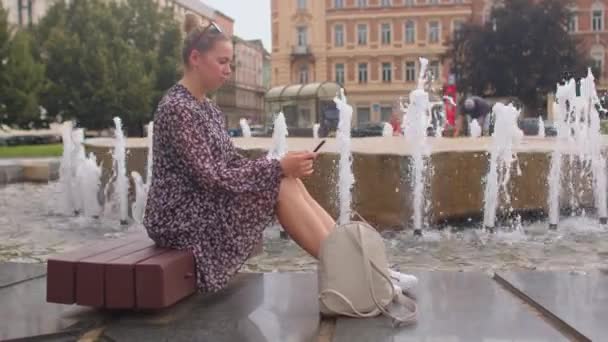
267, 112, 289, 160
313, 123, 320, 140
334, 88, 355, 225
482, 103, 523, 232
240, 118, 252, 138
403, 57, 432, 236
112, 117, 129, 225
548, 69, 607, 228
59, 121, 76, 215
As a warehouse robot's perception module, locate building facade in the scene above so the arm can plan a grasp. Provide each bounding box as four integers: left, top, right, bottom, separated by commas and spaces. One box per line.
2, 0, 57, 27
564, 0, 607, 89
271, 0, 608, 126
272, 0, 472, 126
2, 0, 235, 35
217, 37, 269, 128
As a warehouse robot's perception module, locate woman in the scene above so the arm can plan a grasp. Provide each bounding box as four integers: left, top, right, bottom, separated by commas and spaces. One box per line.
145, 15, 416, 293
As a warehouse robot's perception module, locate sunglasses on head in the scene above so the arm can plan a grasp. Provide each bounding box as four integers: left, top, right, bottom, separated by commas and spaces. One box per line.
194, 21, 222, 44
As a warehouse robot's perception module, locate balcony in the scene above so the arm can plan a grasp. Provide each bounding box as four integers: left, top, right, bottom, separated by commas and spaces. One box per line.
291, 45, 315, 62
292, 45, 311, 55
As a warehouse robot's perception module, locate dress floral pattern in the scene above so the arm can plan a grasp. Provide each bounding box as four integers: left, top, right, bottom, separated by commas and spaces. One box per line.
144, 83, 283, 292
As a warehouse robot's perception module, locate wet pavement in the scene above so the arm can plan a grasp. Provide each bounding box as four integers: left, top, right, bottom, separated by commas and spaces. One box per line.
2, 263, 606, 341
2, 181, 608, 340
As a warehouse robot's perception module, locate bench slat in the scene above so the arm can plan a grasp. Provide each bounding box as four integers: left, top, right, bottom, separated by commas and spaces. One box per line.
135, 250, 196, 309
104, 246, 169, 309
46, 236, 142, 304
76, 238, 155, 306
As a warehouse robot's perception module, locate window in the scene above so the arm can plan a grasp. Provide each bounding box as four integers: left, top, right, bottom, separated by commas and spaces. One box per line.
381, 23, 391, 44
357, 24, 368, 45
357, 107, 370, 125
358, 0, 367, 7
453, 20, 464, 40
428, 21, 440, 44
358, 63, 368, 83
405, 62, 416, 82
567, 12, 578, 32
335, 63, 345, 85
334, 0, 344, 9
591, 48, 604, 77
17, 0, 33, 27
592, 56, 603, 76
428, 0, 439, 4
429, 60, 440, 80
299, 65, 309, 83
299, 108, 311, 127
297, 26, 308, 46
381, 106, 392, 122
404, 0, 414, 5
382, 62, 392, 82
592, 10, 603, 32
297, 0, 306, 10
381, 0, 391, 7
405, 20, 416, 44
334, 24, 344, 47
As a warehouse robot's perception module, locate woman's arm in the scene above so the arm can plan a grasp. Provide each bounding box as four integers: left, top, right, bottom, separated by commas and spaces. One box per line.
165, 106, 283, 193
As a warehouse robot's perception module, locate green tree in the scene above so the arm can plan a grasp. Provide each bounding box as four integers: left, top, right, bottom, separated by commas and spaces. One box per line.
112, 0, 182, 109
1, 29, 46, 128
447, 0, 586, 114
40, 0, 117, 129
37, 0, 181, 135
0, 3, 12, 126
155, 19, 182, 103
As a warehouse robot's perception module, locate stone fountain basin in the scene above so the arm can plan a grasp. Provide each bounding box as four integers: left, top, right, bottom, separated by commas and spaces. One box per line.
85, 136, 608, 230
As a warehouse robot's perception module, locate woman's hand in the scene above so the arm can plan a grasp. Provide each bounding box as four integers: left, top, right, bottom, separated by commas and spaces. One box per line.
280, 151, 317, 178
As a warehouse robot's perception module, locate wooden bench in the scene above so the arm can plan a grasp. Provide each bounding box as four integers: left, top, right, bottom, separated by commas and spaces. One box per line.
46, 236, 196, 309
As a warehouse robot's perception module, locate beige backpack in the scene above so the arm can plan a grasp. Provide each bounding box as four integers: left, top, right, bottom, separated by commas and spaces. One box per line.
317, 218, 417, 327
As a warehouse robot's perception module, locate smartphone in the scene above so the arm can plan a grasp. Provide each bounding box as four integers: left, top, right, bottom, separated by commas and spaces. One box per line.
313, 140, 326, 153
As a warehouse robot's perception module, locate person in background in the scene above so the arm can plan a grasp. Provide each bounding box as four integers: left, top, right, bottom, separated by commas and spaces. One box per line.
455, 96, 493, 136
390, 111, 402, 136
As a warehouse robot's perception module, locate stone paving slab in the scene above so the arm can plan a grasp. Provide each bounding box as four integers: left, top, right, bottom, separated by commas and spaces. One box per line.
333, 272, 569, 342
103, 272, 319, 342
495, 271, 608, 342
0, 262, 46, 288
0, 276, 101, 341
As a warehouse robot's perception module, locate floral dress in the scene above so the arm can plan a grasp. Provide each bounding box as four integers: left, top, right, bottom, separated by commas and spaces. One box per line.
144, 83, 283, 292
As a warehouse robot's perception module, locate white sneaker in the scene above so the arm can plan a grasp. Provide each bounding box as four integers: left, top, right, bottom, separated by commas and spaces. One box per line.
392, 283, 403, 299
389, 269, 418, 291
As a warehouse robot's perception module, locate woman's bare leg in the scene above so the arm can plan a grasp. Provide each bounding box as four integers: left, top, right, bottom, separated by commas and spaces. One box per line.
276, 178, 330, 258
294, 178, 335, 233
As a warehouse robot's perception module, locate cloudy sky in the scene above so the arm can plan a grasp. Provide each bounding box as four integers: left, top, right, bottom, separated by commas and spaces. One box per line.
202, 0, 272, 51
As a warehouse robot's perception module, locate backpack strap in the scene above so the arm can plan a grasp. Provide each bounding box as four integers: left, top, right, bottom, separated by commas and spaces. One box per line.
354, 222, 418, 327
319, 288, 381, 318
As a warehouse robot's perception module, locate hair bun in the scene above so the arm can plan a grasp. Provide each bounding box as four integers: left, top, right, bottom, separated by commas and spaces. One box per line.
184, 13, 201, 34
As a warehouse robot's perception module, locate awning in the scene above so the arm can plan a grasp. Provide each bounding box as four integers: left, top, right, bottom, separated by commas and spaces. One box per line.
265, 81, 342, 102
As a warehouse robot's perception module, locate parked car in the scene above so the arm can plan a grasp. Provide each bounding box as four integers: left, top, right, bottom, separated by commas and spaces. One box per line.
227, 125, 269, 137
227, 128, 242, 137
249, 124, 267, 137
351, 122, 386, 137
